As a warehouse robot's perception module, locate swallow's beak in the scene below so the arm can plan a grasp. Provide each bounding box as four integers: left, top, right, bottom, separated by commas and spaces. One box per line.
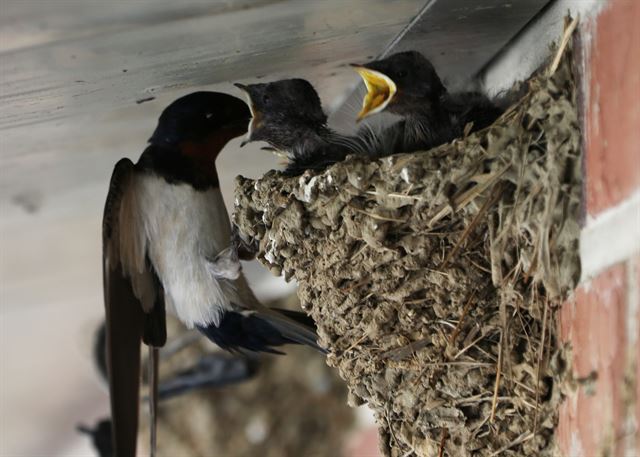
234, 82, 261, 146
351, 64, 397, 121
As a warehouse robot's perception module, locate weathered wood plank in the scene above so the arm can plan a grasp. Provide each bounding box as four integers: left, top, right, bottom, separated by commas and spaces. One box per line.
1, 0, 423, 129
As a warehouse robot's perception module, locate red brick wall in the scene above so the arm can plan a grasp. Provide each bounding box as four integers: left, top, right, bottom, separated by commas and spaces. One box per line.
584, 0, 640, 216
558, 266, 630, 455
558, 0, 640, 455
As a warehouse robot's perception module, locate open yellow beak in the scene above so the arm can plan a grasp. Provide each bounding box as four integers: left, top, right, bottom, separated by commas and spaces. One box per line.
353, 67, 397, 121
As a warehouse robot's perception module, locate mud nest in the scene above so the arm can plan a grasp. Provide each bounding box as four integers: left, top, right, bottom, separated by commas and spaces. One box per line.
234, 27, 581, 457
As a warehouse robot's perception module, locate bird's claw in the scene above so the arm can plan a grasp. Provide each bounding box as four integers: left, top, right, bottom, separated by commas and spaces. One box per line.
207, 247, 242, 280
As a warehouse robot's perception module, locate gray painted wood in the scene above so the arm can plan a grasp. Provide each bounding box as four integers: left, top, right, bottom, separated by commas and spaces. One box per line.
331, 0, 551, 128
1, 0, 423, 129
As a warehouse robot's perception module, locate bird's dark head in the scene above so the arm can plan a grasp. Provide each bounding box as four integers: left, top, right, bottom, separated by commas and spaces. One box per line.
234, 79, 327, 150
149, 91, 250, 148
352, 51, 446, 120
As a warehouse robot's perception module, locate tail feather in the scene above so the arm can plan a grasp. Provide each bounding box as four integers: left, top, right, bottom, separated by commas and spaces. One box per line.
268, 307, 317, 329
197, 308, 325, 354
148, 347, 159, 457
259, 309, 326, 353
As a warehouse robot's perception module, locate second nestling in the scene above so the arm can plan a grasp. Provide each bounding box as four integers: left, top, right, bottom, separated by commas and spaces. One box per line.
352, 51, 504, 154
235, 79, 368, 176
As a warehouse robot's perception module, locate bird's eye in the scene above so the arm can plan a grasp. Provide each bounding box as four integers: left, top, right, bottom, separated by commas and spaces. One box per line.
205, 113, 214, 119
262, 94, 270, 104
397, 70, 408, 78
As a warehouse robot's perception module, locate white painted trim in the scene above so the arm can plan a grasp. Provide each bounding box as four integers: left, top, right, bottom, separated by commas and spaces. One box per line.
580, 190, 640, 280
481, 0, 606, 97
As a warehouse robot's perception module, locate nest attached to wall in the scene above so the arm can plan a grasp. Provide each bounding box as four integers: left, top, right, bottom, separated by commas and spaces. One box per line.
234, 22, 581, 457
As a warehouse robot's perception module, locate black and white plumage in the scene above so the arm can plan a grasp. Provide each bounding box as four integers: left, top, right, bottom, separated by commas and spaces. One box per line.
235, 79, 367, 175
103, 91, 322, 456
353, 51, 503, 155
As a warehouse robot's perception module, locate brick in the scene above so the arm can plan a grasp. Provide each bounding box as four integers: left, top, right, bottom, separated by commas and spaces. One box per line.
633, 255, 640, 454
585, 0, 640, 216
558, 264, 627, 456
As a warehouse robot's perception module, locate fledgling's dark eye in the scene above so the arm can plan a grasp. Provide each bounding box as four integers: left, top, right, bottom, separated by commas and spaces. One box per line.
262, 94, 270, 104
396, 70, 408, 78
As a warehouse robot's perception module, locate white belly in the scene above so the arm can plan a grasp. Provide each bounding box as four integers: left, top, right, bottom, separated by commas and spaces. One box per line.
137, 175, 238, 327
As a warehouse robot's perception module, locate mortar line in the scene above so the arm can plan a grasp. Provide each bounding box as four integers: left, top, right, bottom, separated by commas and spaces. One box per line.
580, 190, 640, 281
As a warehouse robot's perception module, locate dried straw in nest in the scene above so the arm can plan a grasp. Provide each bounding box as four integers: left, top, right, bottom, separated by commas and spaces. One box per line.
234, 19, 581, 457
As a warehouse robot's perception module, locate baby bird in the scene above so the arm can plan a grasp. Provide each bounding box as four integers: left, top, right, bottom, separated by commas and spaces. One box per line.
352, 51, 502, 154
235, 79, 366, 175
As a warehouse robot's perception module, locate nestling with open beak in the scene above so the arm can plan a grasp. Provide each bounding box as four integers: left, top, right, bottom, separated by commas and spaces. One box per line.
353, 51, 503, 154
235, 79, 367, 175
103, 91, 323, 456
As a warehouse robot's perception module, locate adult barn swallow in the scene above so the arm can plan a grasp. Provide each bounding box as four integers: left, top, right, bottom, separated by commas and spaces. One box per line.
353, 51, 502, 153
235, 79, 367, 175
103, 91, 322, 456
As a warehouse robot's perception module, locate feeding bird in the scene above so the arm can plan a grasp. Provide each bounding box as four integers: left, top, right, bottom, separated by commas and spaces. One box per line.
352, 51, 503, 154
103, 91, 323, 456
235, 79, 367, 175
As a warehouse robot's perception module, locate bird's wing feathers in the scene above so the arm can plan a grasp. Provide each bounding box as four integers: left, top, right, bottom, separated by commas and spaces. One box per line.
197, 306, 325, 354
103, 158, 165, 457
109, 160, 158, 313
444, 92, 502, 132
256, 307, 326, 353
103, 159, 144, 457
221, 253, 324, 353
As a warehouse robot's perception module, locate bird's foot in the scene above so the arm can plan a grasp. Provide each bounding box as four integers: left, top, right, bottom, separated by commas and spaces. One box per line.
207, 246, 242, 280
